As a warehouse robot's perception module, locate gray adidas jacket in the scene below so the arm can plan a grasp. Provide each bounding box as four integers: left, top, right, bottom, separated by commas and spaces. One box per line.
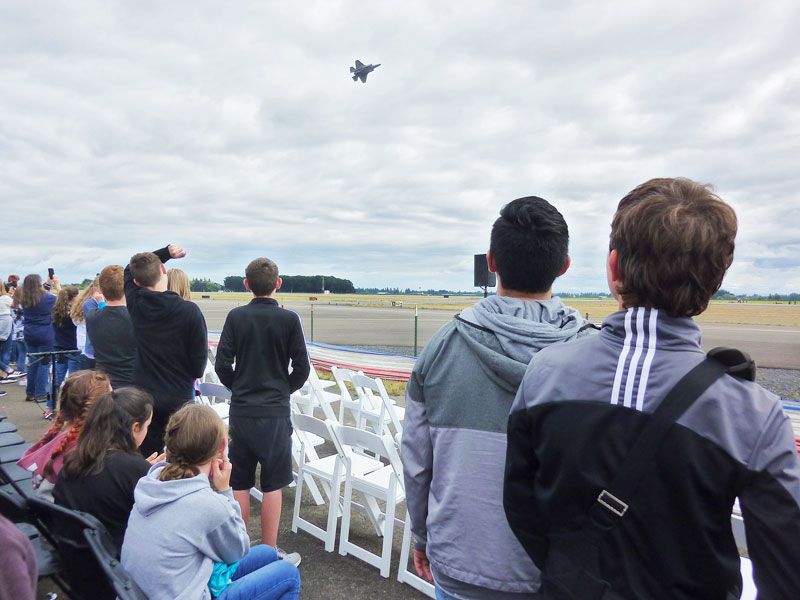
402, 296, 591, 598
505, 308, 800, 599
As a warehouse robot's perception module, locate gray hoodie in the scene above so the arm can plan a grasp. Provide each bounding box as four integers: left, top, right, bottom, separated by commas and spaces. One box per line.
402, 296, 592, 599
121, 464, 250, 600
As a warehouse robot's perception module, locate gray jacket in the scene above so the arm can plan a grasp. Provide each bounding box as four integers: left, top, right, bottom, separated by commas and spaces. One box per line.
121, 464, 250, 600
402, 296, 591, 598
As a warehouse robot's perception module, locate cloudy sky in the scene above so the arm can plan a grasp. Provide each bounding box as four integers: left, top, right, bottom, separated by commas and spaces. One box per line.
1, 1, 798, 292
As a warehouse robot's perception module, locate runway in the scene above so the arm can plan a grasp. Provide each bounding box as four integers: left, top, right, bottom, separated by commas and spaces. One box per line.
197, 300, 800, 370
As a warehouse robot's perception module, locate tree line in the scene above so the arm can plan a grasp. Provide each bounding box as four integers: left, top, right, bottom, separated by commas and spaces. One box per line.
190, 275, 355, 294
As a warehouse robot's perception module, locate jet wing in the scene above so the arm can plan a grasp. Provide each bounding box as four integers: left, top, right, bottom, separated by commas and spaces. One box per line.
358, 73, 368, 83
355, 60, 365, 69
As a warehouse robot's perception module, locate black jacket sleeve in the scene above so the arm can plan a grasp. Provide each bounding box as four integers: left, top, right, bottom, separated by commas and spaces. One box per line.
215, 313, 235, 390
187, 304, 208, 379
504, 405, 548, 568
287, 314, 310, 393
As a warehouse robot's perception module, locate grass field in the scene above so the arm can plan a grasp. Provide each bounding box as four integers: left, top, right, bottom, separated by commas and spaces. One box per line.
191, 292, 800, 327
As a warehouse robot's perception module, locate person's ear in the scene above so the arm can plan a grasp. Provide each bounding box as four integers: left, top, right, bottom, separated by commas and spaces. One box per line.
132, 278, 142, 287
275, 277, 282, 291
607, 249, 624, 300
160, 264, 167, 275
559, 255, 571, 277
131, 422, 141, 436
486, 249, 497, 273
244, 278, 250, 291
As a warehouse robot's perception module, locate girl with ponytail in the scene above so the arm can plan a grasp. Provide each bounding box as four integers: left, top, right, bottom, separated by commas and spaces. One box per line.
18, 370, 111, 501
54, 388, 162, 551
122, 404, 301, 600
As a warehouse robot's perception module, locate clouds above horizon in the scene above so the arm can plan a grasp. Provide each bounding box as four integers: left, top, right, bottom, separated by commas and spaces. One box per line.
1, 1, 798, 292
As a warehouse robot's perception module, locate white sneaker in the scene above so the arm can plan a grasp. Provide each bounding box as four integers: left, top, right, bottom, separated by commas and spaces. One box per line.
276, 547, 301, 567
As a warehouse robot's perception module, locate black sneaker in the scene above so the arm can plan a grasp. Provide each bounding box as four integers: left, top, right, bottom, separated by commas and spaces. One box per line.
0, 390, 7, 397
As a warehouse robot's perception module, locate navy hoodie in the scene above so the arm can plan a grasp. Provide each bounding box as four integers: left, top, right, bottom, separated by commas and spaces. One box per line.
124, 247, 207, 403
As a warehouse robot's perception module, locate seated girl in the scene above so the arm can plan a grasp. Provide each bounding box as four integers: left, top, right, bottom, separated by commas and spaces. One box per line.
54, 387, 163, 551
18, 370, 111, 501
122, 404, 301, 600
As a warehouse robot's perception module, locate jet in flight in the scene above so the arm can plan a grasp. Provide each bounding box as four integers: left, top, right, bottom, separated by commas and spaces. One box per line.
350, 60, 380, 83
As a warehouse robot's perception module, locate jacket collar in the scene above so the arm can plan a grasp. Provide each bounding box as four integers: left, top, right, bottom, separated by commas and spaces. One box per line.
600, 307, 703, 352
250, 297, 278, 305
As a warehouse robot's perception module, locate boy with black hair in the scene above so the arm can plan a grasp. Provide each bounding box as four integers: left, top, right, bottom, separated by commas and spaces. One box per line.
402, 197, 592, 599
125, 244, 208, 456
504, 178, 800, 599
215, 257, 309, 566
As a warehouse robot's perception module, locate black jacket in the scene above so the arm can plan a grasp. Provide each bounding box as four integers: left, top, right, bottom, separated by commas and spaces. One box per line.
124, 247, 208, 403
215, 297, 310, 418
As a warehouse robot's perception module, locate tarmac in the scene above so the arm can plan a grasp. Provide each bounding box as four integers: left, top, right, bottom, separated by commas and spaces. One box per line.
198, 300, 800, 370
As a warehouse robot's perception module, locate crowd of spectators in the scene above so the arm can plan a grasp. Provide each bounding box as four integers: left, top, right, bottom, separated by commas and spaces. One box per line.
1, 177, 799, 600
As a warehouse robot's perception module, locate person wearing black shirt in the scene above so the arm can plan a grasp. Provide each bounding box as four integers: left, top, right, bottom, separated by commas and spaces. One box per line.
87, 265, 137, 388
55, 389, 161, 567
124, 244, 208, 456
215, 257, 309, 563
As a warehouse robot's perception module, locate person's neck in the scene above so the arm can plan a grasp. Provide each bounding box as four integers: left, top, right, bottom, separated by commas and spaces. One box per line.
253, 293, 277, 300
105, 299, 126, 307
196, 462, 212, 476
496, 283, 553, 302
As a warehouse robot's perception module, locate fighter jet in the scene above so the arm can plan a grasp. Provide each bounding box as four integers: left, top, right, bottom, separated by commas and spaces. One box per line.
350, 60, 380, 83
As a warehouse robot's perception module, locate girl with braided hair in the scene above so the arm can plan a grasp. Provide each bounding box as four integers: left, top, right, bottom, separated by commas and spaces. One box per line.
18, 370, 112, 501
122, 404, 300, 600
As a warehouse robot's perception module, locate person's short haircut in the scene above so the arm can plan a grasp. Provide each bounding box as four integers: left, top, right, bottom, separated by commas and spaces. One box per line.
610, 177, 737, 317
99, 265, 125, 301
129, 252, 162, 288
489, 197, 569, 293
245, 258, 279, 296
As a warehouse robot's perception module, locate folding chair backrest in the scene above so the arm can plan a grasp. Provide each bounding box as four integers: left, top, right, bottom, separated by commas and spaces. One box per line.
27, 496, 117, 600
306, 371, 339, 422
291, 413, 334, 445
197, 382, 232, 403
331, 366, 357, 404
350, 373, 403, 437
349, 372, 383, 411
330, 423, 402, 479
83, 528, 148, 600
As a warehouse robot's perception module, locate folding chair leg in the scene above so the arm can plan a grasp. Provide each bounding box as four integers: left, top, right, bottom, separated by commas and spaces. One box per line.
360, 492, 384, 537
291, 464, 305, 533
324, 468, 342, 552
398, 509, 435, 597
379, 485, 397, 577
339, 472, 354, 556
305, 473, 325, 506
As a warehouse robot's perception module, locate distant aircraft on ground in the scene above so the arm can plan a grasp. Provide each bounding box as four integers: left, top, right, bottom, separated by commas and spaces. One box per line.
350, 60, 380, 83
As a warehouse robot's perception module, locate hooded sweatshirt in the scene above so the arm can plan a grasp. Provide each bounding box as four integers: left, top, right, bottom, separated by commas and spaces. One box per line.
402, 295, 593, 599
121, 464, 250, 600
124, 247, 208, 403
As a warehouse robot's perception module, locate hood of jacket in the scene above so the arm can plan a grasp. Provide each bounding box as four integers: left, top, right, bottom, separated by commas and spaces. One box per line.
455, 295, 588, 393
133, 289, 186, 323
132, 463, 211, 517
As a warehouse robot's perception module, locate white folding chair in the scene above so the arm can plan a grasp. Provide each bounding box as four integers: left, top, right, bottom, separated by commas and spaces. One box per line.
305, 369, 341, 423
330, 422, 405, 577
398, 508, 435, 597
196, 382, 231, 422
291, 414, 383, 551
331, 366, 362, 424
350, 373, 405, 439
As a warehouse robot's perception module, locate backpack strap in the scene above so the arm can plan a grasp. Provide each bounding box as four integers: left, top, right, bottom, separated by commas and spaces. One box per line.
559, 357, 729, 599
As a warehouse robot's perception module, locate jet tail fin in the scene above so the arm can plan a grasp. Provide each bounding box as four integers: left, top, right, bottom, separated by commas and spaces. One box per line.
349, 66, 355, 73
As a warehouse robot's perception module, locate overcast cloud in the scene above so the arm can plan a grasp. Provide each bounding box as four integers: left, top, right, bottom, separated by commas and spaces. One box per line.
1, 1, 798, 292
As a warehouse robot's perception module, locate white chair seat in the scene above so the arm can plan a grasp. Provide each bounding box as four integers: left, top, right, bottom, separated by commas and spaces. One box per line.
307, 453, 382, 480
355, 466, 406, 502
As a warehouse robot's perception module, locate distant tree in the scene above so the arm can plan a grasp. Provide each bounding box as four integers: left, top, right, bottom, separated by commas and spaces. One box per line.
223, 275, 246, 292
713, 289, 736, 300
281, 275, 355, 294
190, 278, 222, 292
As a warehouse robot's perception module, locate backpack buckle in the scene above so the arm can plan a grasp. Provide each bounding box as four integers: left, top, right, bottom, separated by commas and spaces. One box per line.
597, 490, 628, 517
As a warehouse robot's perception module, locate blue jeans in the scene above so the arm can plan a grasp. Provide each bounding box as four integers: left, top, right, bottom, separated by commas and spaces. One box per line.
11, 340, 26, 372
54, 351, 81, 391
0, 336, 11, 373
436, 588, 459, 600
218, 545, 300, 600
26, 344, 53, 405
